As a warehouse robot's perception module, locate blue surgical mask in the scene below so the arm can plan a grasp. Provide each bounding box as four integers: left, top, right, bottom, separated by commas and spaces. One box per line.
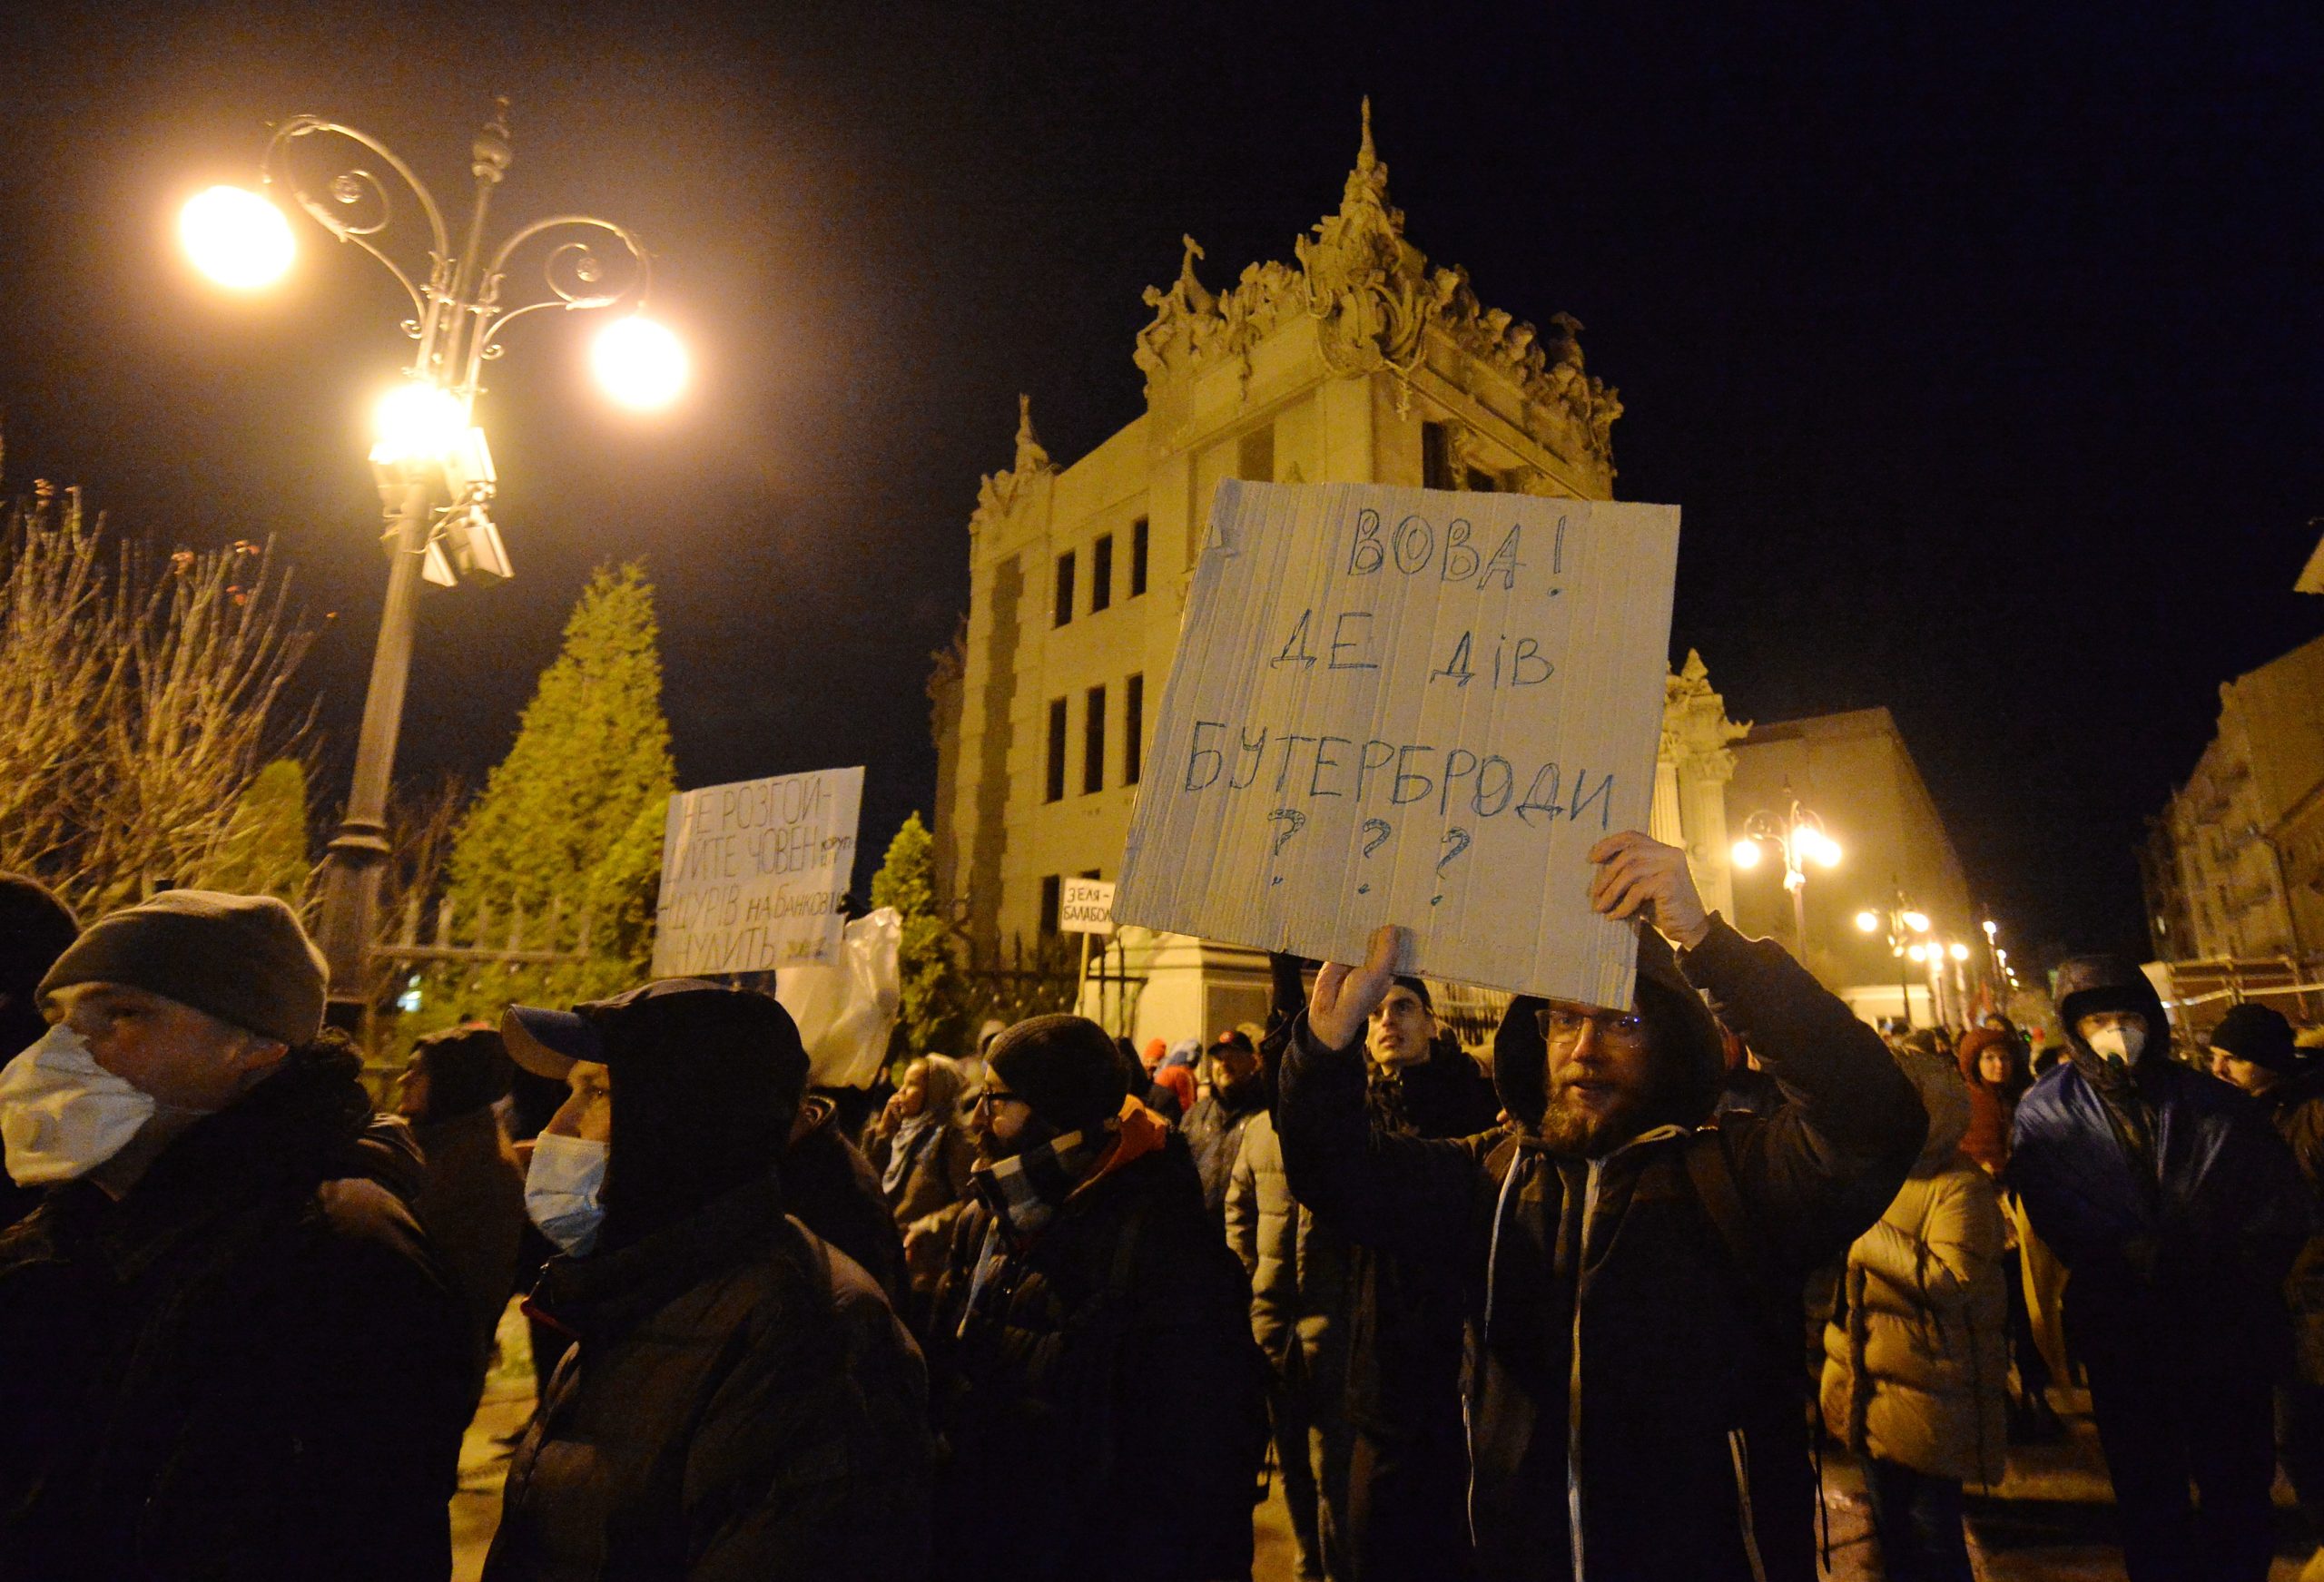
525, 1133, 608, 1255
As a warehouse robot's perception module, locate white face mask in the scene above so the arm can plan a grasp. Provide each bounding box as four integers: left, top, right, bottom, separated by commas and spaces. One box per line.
526, 1132, 608, 1255
0, 1024, 159, 1185
2086, 1024, 2146, 1067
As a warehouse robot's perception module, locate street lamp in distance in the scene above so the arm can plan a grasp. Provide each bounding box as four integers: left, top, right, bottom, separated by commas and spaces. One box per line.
1733, 787, 1840, 957
1861, 889, 1933, 1027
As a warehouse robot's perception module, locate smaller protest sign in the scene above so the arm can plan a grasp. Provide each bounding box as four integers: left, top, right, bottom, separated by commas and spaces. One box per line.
1059, 878, 1116, 935
652, 767, 864, 977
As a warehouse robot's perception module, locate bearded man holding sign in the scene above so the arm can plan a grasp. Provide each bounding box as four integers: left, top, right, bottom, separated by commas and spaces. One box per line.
1275, 830, 1926, 1582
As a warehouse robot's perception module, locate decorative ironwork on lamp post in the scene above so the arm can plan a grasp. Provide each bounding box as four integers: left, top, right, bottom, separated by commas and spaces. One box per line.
184, 103, 682, 1027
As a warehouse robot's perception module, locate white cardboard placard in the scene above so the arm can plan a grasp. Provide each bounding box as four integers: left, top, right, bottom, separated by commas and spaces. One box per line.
652, 767, 864, 977
1116, 481, 1679, 1008
1059, 878, 1116, 935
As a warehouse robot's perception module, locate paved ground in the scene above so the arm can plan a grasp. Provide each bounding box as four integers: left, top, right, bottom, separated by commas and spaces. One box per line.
448, 1312, 2317, 1580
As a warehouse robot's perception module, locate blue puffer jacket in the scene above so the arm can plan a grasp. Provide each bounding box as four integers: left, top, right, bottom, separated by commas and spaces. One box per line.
2009, 956, 2309, 1337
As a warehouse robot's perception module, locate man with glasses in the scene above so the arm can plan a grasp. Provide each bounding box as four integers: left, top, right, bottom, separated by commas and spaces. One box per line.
1277, 830, 1926, 1582
924, 1013, 1264, 1582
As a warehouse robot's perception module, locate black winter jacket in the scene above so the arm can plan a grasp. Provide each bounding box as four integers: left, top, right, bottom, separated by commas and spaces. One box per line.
1277, 918, 1925, 1582
0, 1045, 473, 1582
486, 1173, 933, 1582
925, 1133, 1265, 1582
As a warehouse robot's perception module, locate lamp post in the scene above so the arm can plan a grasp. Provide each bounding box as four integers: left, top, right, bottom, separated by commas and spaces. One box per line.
183, 105, 685, 1027
1731, 787, 1841, 958
1856, 885, 1932, 1028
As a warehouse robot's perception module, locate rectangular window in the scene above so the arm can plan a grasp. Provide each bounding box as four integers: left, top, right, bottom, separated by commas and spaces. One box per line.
1090, 535, 1113, 613
1422, 421, 1453, 489
1130, 517, 1149, 597
1054, 551, 1076, 627
1039, 875, 1061, 937
1083, 684, 1107, 795
1239, 423, 1275, 482
1124, 673, 1144, 786
1045, 697, 1068, 802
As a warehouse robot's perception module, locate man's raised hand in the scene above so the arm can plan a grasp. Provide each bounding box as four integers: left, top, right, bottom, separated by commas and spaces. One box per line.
1587, 830, 1714, 950
1309, 924, 1404, 1053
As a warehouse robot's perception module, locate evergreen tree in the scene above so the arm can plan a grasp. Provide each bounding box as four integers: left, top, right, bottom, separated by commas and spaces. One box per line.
197, 758, 312, 904
870, 811, 969, 1060
417, 564, 676, 1031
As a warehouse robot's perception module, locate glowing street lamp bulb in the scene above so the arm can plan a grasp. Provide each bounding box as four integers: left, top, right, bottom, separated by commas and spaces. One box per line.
1856, 910, 1880, 933
1730, 839, 1762, 870
1982, 919, 1998, 938
593, 316, 687, 409
1907, 944, 1928, 963
1948, 942, 1971, 962
181, 185, 294, 290
1903, 910, 1930, 933
370, 381, 468, 466
1806, 830, 1842, 868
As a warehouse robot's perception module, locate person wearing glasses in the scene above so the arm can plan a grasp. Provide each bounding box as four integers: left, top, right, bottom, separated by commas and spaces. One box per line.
923, 1012, 1264, 1582
1276, 830, 1926, 1582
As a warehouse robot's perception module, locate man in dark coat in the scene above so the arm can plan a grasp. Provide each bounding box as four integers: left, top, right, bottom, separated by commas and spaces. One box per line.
787, 1087, 910, 1306
2013, 964, 2310, 1581
1277, 830, 1926, 1581
0, 889, 472, 1581
486, 978, 932, 1581
1330, 974, 1500, 1581
925, 1013, 1265, 1582
399, 1021, 527, 1407
1184, 1025, 1267, 1216
2210, 1001, 2324, 1555
0, 873, 77, 1233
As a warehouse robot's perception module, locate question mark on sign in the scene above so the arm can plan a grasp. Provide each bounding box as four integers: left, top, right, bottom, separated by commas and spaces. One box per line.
1355, 817, 1393, 893
1432, 826, 1473, 906
1267, 809, 1308, 883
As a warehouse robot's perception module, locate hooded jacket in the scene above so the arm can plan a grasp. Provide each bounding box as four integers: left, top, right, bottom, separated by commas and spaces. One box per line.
2238, 1062, 2324, 1382
1276, 917, 1925, 1582
0, 1041, 473, 1582
2008, 955, 2309, 1341
1955, 1027, 2024, 1176
924, 1117, 1265, 1582
488, 983, 934, 1582
486, 1175, 933, 1582
869, 1058, 978, 1231
1819, 1051, 2008, 1483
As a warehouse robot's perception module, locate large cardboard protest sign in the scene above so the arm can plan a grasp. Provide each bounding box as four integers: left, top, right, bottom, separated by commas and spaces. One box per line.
652, 767, 864, 977
1116, 481, 1679, 1008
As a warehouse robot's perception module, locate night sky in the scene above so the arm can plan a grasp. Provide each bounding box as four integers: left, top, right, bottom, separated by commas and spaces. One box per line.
4, 2, 2319, 965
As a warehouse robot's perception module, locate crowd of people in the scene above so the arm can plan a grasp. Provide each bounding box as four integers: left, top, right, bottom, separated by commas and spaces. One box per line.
3, 830, 2323, 1580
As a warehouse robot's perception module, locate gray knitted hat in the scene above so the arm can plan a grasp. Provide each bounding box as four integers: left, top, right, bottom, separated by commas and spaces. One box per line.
40, 889, 328, 1046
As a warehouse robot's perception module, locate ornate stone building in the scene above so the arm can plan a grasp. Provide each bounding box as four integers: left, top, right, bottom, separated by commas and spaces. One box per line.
2144, 632, 2324, 968
931, 107, 1741, 1040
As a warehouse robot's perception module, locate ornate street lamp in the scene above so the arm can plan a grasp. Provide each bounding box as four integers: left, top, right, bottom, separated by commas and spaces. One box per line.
1856, 885, 1932, 1028
182, 103, 684, 1025
1731, 786, 1841, 957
